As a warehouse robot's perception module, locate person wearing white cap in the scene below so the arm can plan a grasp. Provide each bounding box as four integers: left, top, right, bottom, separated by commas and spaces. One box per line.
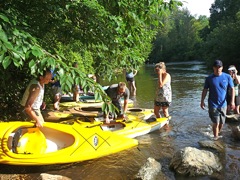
200, 60, 235, 141
227, 65, 240, 114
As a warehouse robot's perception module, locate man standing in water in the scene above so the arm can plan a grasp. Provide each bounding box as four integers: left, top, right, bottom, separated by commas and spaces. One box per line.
200, 60, 235, 140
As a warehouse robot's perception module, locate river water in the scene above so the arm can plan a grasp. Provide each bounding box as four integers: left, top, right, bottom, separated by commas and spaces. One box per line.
1, 61, 240, 180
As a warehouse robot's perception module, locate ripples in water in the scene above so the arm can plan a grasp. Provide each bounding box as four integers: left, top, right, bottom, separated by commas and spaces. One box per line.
1, 61, 240, 179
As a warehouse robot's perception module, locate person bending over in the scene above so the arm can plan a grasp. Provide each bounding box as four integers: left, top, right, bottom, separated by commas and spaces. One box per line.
105, 82, 130, 123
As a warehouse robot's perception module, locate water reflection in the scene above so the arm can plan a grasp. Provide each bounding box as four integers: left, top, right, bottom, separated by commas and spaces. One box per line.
1, 61, 240, 179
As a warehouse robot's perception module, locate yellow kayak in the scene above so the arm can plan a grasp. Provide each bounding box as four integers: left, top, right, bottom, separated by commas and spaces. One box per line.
96, 115, 171, 138
126, 108, 154, 120
0, 121, 138, 165
49, 114, 171, 139
41, 109, 170, 139
42, 108, 153, 122
57, 98, 134, 110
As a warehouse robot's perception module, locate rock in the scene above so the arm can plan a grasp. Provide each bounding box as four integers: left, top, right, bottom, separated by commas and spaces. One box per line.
40, 173, 71, 180
231, 126, 240, 140
135, 157, 162, 180
169, 147, 222, 176
198, 140, 224, 152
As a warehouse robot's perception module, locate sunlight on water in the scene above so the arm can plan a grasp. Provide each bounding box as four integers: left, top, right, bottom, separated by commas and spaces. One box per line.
2, 61, 240, 180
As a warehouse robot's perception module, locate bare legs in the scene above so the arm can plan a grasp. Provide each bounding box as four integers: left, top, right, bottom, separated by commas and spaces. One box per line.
128, 81, 137, 96
154, 105, 169, 118
154, 105, 170, 130
53, 94, 61, 110
73, 85, 80, 102
73, 93, 79, 102
162, 106, 169, 117
154, 105, 161, 118
52, 87, 62, 110
212, 123, 223, 138
131, 81, 137, 96
236, 105, 240, 114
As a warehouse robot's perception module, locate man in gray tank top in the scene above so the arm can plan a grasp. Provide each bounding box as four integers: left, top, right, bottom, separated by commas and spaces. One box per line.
20, 69, 52, 127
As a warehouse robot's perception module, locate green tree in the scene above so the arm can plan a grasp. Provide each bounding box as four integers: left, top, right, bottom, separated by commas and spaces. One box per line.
202, 0, 240, 67
149, 8, 208, 62
202, 15, 240, 67
0, 0, 181, 119
209, 0, 240, 30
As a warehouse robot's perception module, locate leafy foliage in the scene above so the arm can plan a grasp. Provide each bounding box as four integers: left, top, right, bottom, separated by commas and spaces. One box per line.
148, 8, 209, 63
0, 0, 181, 119
0, 9, 109, 120
202, 0, 240, 67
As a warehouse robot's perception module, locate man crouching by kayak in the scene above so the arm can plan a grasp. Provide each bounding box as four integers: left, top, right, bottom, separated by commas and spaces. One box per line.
105, 82, 130, 123
20, 69, 52, 127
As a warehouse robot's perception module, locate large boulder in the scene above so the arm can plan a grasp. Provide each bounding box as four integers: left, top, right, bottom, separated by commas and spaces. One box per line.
135, 157, 162, 180
169, 147, 222, 176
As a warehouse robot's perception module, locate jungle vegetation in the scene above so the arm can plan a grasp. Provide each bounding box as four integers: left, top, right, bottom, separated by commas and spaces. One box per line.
1, 0, 240, 119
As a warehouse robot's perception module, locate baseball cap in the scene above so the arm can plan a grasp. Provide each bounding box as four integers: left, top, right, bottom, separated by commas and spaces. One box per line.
213, 60, 223, 67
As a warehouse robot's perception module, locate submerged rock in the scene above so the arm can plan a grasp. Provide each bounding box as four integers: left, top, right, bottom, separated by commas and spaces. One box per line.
40, 173, 71, 180
198, 140, 224, 152
135, 157, 162, 180
169, 147, 222, 176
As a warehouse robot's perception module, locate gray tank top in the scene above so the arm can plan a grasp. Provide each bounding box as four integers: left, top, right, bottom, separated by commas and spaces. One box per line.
20, 79, 44, 109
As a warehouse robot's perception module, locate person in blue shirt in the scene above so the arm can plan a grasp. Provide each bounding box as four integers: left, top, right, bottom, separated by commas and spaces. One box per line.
50, 69, 62, 110
200, 60, 235, 140
72, 62, 83, 102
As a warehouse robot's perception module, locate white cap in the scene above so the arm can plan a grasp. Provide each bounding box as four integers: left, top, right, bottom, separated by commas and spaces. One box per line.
228, 66, 236, 71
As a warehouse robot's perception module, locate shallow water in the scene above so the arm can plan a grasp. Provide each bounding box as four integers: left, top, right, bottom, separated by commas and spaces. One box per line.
1, 61, 240, 180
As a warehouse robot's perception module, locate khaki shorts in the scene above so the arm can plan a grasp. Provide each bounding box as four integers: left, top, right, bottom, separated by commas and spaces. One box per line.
20, 107, 43, 121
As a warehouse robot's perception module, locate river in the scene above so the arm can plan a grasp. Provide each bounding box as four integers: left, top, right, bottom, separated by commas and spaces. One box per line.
1, 61, 240, 180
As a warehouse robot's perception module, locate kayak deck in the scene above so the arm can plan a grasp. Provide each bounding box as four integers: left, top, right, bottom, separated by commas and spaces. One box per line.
1, 122, 138, 165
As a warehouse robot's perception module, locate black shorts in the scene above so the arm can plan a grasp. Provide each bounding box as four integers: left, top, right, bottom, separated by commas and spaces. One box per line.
126, 77, 134, 82
154, 101, 171, 107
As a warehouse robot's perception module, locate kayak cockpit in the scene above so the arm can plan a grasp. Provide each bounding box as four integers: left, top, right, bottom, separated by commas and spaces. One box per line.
101, 122, 125, 131
8, 127, 75, 154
